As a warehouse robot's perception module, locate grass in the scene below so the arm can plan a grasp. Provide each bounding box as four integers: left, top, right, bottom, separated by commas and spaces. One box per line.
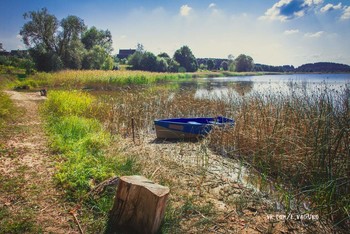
3, 67, 348, 231
0, 165, 42, 234
98, 82, 349, 230
41, 90, 139, 232
17, 69, 274, 91
0, 91, 15, 130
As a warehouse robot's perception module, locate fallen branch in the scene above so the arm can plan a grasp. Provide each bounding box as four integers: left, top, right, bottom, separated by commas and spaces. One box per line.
70, 210, 84, 234
88, 176, 120, 198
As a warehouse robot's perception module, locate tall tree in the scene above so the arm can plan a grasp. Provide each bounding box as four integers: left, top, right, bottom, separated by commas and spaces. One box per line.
20, 8, 113, 71
173, 46, 198, 72
59, 15, 86, 69
81, 26, 113, 53
207, 59, 215, 70
82, 45, 113, 70
234, 54, 254, 72
20, 8, 58, 53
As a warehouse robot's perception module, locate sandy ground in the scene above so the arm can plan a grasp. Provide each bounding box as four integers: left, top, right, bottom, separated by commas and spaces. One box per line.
0, 91, 79, 233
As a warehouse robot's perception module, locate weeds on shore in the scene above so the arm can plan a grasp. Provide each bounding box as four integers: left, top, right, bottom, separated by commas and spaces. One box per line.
100, 83, 349, 229
231, 87, 350, 228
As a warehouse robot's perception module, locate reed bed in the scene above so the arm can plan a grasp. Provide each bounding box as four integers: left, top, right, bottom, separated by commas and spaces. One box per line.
28, 70, 194, 90
22, 70, 273, 91
99, 83, 349, 229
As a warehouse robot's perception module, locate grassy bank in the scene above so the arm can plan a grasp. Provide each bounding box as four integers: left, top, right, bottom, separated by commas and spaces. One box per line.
12, 69, 275, 91
41, 90, 138, 232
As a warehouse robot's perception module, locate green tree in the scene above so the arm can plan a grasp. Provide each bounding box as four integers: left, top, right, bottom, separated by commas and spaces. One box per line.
59, 16, 86, 69
30, 45, 63, 71
20, 8, 113, 71
81, 26, 113, 53
220, 61, 228, 71
128, 51, 160, 72
127, 51, 143, 70
158, 52, 170, 58
234, 54, 254, 72
168, 59, 180, 73
173, 46, 198, 72
82, 45, 113, 70
156, 57, 168, 72
207, 59, 214, 70
140, 52, 157, 71
20, 8, 58, 52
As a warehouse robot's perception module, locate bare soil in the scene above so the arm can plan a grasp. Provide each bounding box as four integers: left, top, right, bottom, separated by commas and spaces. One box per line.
0, 91, 78, 233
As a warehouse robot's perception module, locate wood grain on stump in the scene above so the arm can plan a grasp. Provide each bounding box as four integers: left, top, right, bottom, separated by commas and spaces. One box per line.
106, 175, 170, 234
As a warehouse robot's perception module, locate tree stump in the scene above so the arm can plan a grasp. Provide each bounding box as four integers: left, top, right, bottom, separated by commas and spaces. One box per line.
106, 175, 170, 234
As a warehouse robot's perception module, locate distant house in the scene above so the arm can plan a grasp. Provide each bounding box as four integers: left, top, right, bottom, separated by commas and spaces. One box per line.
117, 49, 136, 59
0, 51, 10, 56
10, 50, 29, 58
0, 49, 29, 57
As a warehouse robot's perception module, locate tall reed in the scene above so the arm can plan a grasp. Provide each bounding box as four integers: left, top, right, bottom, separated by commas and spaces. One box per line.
99, 83, 349, 228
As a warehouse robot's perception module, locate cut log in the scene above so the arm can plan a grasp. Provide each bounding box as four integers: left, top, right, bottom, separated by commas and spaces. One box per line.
106, 175, 170, 234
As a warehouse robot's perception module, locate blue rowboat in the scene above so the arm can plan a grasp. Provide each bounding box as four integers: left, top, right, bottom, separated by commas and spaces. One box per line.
154, 116, 234, 139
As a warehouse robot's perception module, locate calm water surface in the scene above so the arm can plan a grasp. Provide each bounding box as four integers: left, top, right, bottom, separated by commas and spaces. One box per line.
183, 73, 350, 99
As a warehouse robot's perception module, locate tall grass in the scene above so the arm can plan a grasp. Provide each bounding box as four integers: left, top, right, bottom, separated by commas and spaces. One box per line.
23, 69, 273, 91
99, 83, 349, 229
30, 70, 193, 90
232, 88, 349, 221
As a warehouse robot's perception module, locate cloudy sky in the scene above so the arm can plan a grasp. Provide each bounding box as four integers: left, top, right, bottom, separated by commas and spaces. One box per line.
1, 0, 350, 66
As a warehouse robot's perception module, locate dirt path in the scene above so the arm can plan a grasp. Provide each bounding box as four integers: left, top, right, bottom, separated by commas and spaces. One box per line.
0, 91, 78, 233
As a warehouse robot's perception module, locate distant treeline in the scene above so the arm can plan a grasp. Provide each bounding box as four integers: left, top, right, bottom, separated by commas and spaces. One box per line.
197, 58, 350, 73
295, 62, 350, 73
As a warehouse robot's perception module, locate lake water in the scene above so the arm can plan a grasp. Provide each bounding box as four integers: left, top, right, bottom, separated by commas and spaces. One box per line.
184, 73, 350, 99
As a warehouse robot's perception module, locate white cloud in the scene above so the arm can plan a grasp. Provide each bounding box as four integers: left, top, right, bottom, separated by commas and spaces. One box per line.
208, 3, 216, 9
180, 5, 192, 17
341, 6, 350, 20
304, 31, 324, 38
260, 0, 324, 22
304, 0, 324, 5
284, 29, 299, 35
320, 3, 342, 13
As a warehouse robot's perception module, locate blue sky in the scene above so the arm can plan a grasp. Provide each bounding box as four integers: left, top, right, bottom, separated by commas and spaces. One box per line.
1, 0, 350, 66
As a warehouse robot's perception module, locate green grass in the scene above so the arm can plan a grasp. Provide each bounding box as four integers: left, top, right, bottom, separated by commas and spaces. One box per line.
0, 91, 17, 131
0, 207, 42, 234
41, 90, 139, 232
0, 170, 42, 234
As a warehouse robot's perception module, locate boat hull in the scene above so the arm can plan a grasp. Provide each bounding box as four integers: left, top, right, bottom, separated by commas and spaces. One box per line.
155, 125, 200, 139
154, 116, 234, 139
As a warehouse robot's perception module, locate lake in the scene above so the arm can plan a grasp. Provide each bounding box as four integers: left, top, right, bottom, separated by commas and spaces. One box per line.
185, 73, 350, 99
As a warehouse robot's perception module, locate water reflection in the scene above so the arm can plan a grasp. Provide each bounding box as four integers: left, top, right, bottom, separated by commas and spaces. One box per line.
191, 73, 350, 100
